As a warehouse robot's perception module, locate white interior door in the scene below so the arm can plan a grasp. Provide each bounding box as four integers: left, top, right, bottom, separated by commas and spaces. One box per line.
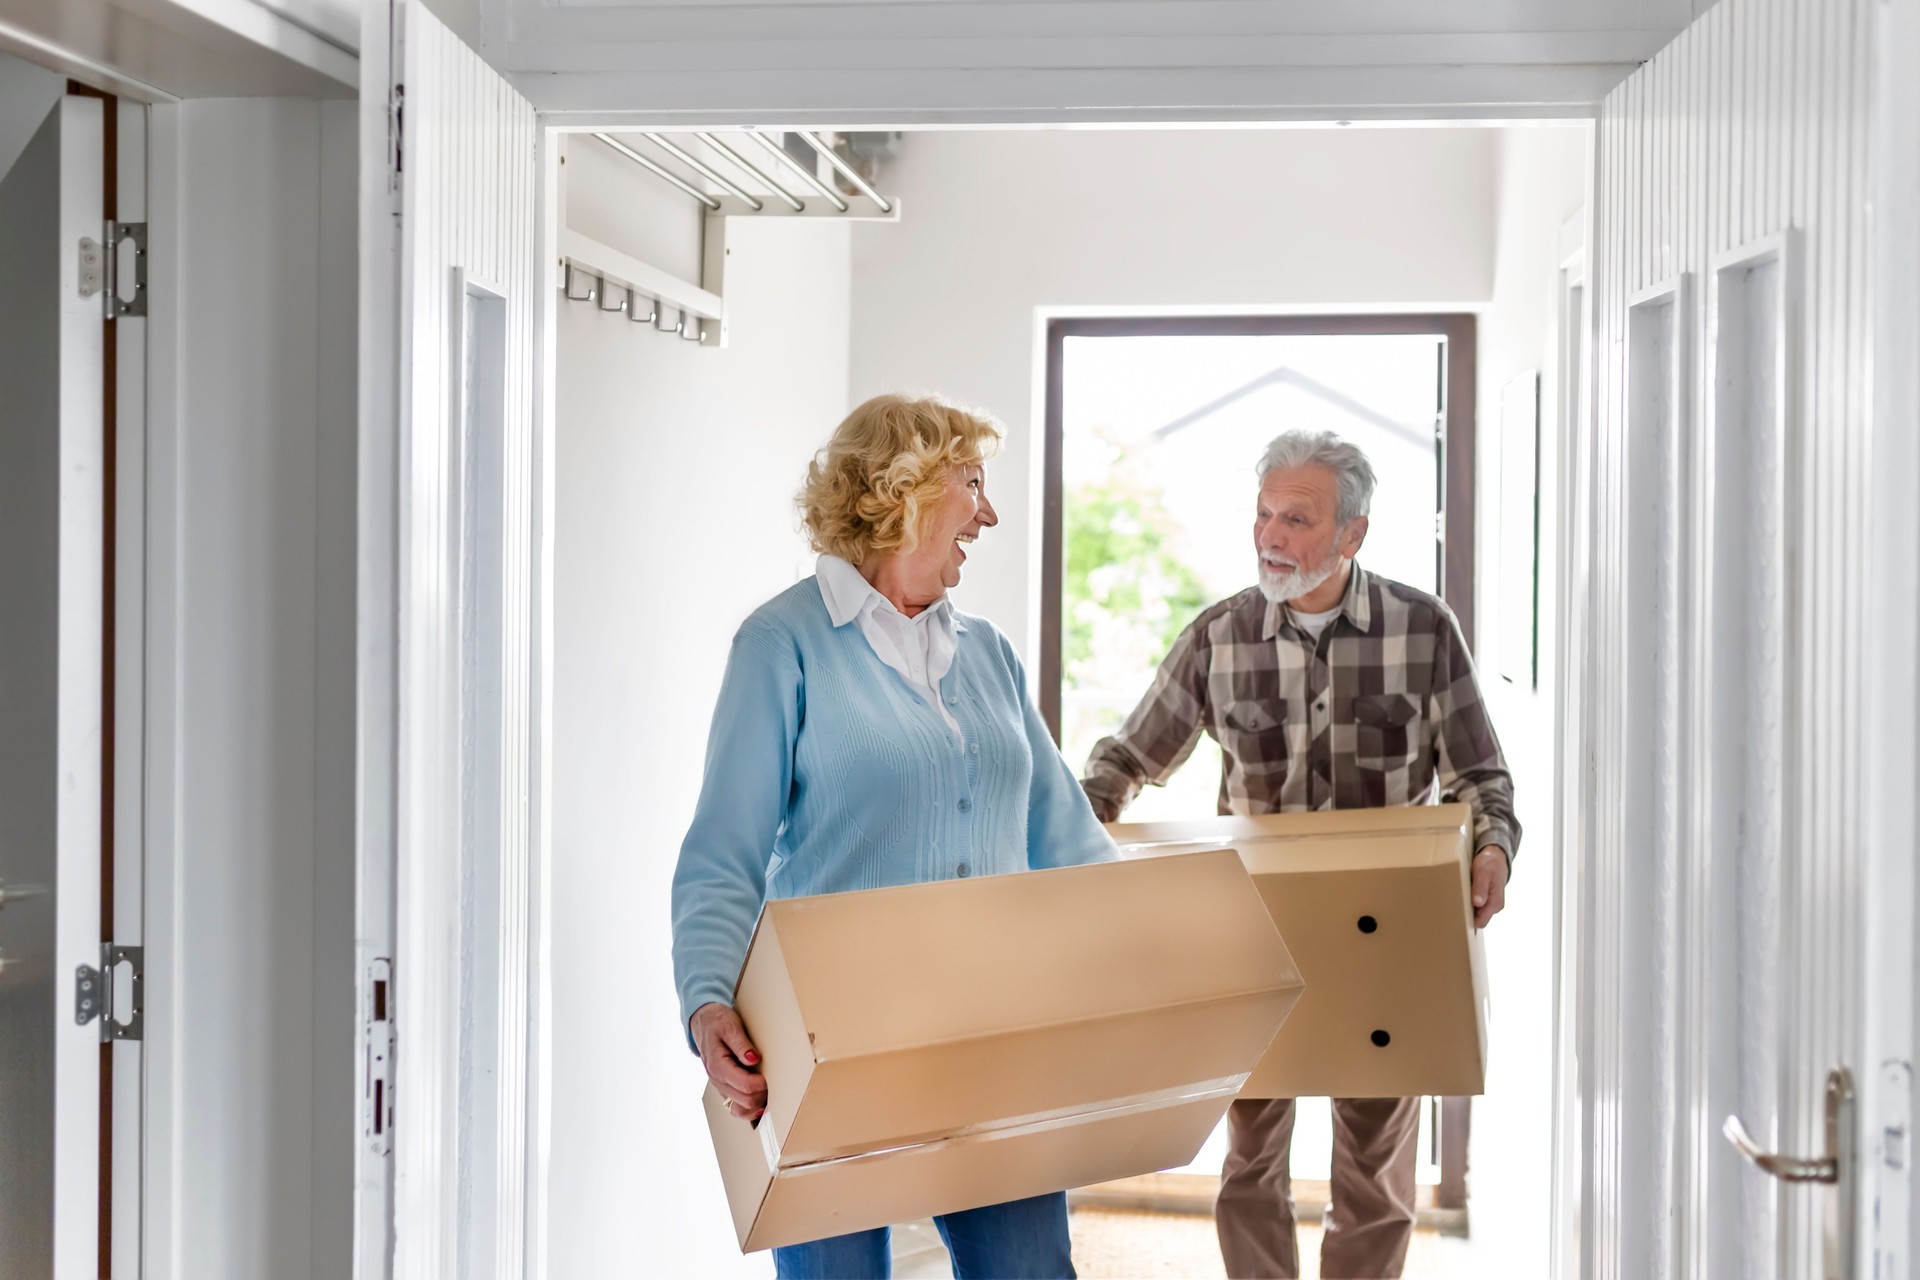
357, 4, 541, 1277
1569, 0, 1911, 1276
0, 87, 108, 1279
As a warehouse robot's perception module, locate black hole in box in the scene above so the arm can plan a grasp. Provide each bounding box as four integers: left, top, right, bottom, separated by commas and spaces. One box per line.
1357, 915, 1378, 934
1370, 1029, 1391, 1048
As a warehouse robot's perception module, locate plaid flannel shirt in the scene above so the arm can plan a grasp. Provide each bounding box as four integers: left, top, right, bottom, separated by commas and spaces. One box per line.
1081, 564, 1521, 869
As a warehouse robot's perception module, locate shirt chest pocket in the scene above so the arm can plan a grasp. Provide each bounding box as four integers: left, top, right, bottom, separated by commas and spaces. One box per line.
1353, 692, 1424, 773
1218, 697, 1295, 772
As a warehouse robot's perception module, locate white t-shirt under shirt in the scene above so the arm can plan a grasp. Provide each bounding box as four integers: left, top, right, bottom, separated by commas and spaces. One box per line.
1287, 602, 1342, 639
814, 554, 963, 739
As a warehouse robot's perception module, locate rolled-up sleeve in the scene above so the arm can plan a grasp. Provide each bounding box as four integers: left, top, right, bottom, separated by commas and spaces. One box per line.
1079, 617, 1211, 822
1428, 610, 1521, 871
670, 622, 802, 1037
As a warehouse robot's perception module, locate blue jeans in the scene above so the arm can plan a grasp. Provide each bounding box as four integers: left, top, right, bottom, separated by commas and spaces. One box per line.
771, 1191, 1076, 1279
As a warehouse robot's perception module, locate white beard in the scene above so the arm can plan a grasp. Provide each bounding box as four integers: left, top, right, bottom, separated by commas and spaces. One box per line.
1257, 550, 1342, 604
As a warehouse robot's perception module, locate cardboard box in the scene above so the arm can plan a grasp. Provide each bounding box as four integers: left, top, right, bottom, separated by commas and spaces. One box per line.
704, 849, 1305, 1252
1106, 805, 1487, 1100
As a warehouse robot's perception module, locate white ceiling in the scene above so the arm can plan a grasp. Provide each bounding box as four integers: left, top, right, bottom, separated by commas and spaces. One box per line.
0, 0, 354, 100
487, 0, 1713, 124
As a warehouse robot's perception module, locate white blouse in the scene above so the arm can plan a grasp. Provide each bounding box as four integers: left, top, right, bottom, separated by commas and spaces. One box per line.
814, 554, 963, 739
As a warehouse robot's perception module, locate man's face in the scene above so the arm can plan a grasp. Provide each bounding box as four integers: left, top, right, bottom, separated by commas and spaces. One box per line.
1253, 463, 1367, 602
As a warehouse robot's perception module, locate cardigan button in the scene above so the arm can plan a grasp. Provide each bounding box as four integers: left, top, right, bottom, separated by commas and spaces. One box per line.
957, 797, 972, 814
957, 863, 972, 878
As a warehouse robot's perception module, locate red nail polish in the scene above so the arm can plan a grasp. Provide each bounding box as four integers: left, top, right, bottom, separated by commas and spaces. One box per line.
743, 1050, 759, 1065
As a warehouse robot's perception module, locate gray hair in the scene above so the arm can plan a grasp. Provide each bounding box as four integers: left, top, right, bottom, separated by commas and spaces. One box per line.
1256, 429, 1376, 525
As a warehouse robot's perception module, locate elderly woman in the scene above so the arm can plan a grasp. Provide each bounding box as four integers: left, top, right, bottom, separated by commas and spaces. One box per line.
671, 393, 1115, 1280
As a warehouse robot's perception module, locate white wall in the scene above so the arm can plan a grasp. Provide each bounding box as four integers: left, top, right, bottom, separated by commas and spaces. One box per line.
848, 126, 1500, 663
146, 96, 356, 1280
547, 147, 852, 1279
1465, 124, 1589, 1279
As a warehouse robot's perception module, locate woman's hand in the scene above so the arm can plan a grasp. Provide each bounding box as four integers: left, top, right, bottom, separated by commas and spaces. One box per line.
690, 1002, 767, 1123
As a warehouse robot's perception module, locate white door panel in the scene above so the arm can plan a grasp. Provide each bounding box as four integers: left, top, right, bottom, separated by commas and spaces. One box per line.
1572, 0, 1901, 1276
358, 4, 540, 1276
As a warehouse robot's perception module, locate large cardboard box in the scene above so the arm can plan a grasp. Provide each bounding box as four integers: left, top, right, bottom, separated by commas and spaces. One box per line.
704, 849, 1305, 1252
1106, 805, 1487, 1099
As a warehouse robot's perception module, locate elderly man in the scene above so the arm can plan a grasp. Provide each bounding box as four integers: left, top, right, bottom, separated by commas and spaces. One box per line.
1080, 428, 1518, 1280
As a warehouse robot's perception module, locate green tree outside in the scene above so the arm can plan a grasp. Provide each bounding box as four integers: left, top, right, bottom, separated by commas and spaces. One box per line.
1062, 465, 1211, 693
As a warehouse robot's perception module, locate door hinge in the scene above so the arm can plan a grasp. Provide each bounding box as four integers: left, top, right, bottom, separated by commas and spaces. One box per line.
78, 223, 147, 318
75, 943, 144, 1041
364, 958, 394, 1156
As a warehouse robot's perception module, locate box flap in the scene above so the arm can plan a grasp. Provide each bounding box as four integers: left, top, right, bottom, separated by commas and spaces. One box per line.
1108, 804, 1472, 875
730, 917, 818, 1155
765, 849, 1298, 1062
702, 1085, 774, 1248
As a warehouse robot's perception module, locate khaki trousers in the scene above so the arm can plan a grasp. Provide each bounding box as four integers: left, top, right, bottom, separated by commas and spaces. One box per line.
1214, 1096, 1421, 1279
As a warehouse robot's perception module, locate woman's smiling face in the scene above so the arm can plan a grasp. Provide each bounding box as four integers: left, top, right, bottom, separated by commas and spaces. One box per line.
912, 462, 998, 594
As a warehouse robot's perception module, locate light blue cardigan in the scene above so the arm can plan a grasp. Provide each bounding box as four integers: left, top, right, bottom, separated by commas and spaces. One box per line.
671, 577, 1117, 1030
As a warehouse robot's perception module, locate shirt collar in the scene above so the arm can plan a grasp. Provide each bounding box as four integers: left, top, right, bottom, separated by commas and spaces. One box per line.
1260, 561, 1372, 641
815, 554, 960, 631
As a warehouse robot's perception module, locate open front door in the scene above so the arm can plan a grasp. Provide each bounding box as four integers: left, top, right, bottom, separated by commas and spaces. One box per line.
1569, 0, 1912, 1275
357, 3, 541, 1277
0, 88, 109, 1278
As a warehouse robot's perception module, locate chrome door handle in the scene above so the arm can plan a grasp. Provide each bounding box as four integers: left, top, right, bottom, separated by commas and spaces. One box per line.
1723, 1066, 1855, 1280
1723, 1114, 1838, 1182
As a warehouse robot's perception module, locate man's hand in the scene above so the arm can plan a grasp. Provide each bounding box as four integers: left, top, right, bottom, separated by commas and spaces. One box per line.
690, 1002, 767, 1123
1471, 847, 1508, 928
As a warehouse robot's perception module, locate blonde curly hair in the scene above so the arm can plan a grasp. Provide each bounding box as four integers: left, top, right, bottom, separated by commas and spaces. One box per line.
799, 394, 1004, 565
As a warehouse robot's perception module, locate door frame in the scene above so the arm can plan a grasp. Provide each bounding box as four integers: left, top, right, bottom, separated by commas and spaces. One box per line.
1032, 311, 1482, 1212
516, 129, 1539, 1277
1550, 213, 1591, 1280
101, 88, 146, 1280
1862, 0, 1920, 1266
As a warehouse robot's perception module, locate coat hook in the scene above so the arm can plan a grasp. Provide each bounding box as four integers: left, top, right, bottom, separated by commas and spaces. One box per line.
562, 263, 597, 303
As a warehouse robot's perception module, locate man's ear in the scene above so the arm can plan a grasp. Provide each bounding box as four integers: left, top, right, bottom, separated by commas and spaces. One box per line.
1342, 514, 1370, 559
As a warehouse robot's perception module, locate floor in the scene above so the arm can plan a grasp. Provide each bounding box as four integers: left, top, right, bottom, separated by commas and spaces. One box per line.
892, 1209, 1481, 1279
